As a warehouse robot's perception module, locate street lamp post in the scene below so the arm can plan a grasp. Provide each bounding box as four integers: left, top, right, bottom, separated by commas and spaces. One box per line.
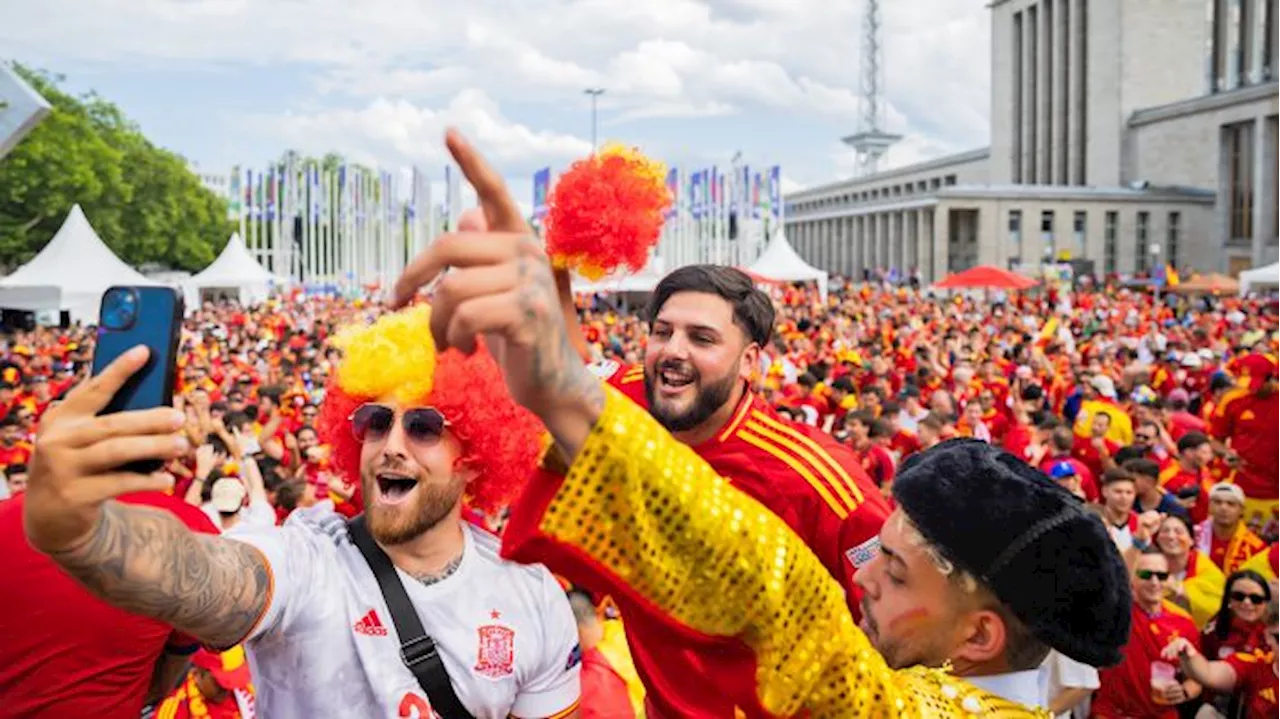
584, 88, 605, 151
1150, 242, 1162, 304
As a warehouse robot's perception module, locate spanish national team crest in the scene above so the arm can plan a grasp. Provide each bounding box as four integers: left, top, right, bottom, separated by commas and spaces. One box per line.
474, 623, 515, 679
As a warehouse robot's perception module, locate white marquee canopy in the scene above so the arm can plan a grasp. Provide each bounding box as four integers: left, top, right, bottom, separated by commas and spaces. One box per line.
183, 233, 286, 308
0, 205, 158, 323
744, 230, 829, 299
1239, 262, 1279, 295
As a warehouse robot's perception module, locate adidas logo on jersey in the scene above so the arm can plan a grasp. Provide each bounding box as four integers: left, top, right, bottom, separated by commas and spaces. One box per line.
353, 609, 388, 636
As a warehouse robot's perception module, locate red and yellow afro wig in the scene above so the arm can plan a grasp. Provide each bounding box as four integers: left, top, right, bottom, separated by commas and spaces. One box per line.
544, 144, 671, 281
316, 304, 545, 513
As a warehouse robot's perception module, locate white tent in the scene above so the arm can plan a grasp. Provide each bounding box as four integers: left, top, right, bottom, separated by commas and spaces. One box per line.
1239, 262, 1279, 295
571, 257, 667, 294
744, 229, 829, 300
0, 204, 158, 323
183, 233, 285, 308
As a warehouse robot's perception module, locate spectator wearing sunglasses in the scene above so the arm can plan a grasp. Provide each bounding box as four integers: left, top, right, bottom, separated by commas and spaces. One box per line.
22, 305, 581, 719
1163, 599, 1278, 719
1095, 549, 1203, 719
1192, 569, 1274, 716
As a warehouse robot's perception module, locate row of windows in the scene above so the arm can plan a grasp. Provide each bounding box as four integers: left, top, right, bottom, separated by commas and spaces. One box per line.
1008, 208, 1181, 275
1209, 0, 1276, 92
787, 174, 958, 215
1009, 0, 1087, 186
1223, 115, 1280, 240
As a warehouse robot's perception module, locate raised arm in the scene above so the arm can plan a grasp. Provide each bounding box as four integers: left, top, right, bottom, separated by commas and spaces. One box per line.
395, 129, 1037, 717
24, 347, 271, 649
553, 267, 591, 363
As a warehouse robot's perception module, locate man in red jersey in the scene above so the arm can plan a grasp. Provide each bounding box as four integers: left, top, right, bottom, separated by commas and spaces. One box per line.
0, 490, 219, 718
547, 261, 890, 718
1209, 353, 1279, 536
1093, 551, 1202, 718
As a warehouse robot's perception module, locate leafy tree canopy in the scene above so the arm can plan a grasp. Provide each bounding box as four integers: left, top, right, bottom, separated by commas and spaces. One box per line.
0, 64, 234, 272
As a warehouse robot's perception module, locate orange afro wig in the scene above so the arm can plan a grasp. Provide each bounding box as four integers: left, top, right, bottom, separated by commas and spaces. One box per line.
544, 144, 671, 281
316, 304, 545, 514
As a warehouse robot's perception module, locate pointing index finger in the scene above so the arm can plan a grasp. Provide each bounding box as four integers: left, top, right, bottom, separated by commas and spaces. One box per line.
445, 128, 526, 232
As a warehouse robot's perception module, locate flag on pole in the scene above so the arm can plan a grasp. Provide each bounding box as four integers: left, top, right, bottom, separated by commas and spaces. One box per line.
532, 167, 551, 220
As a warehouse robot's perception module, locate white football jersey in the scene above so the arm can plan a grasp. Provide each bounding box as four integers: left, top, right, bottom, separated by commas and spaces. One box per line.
231, 506, 581, 718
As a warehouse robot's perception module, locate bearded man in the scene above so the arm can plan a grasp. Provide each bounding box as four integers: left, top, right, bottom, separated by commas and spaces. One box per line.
23, 304, 582, 718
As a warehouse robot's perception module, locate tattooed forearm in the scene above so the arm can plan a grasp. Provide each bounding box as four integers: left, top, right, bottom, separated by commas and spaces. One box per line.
50, 501, 270, 649
518, 245, 607, 452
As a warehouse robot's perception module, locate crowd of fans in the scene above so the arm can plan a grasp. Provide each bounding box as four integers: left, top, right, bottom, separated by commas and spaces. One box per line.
0, 276, 1276, 718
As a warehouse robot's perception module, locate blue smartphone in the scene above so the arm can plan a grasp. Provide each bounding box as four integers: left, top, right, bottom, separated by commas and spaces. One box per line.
90, 286, 184, 472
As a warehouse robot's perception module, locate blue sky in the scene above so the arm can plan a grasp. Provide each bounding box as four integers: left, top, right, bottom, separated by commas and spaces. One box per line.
1, 0, 991, 212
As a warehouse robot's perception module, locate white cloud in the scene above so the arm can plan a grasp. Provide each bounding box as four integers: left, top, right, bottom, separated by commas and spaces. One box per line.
1, 0, 993, 187
247, 90, 592, 173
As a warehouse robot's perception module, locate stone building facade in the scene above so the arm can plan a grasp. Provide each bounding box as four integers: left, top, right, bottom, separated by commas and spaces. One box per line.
785, 0, 1277, 281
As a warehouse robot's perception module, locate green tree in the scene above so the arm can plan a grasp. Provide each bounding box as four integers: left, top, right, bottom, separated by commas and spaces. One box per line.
0, 65, 233, 272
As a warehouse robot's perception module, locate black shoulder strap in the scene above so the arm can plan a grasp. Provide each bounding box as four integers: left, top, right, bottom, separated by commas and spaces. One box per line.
348, 515, 475, 719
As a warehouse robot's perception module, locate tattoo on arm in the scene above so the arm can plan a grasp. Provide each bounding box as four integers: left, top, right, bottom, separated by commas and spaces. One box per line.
50, 501, 271, 649
517, 248, 606, 422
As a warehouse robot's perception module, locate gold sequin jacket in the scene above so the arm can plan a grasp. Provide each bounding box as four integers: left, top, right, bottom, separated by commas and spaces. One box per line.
503, 385, 1050, 718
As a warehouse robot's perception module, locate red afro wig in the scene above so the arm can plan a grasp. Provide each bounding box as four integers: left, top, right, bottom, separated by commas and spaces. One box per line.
544, 144, 671, 281
316, 305, 545, 514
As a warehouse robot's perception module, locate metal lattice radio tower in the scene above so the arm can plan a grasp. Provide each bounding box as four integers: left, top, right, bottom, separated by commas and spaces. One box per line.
842, 0, 900, 178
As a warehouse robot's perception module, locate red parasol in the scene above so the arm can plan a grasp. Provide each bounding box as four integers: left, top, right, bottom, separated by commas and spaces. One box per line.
933, 265, 1039, 291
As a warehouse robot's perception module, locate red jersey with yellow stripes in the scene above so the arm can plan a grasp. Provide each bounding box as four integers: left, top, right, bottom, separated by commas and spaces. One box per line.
1208, 387, 1279, 500
579, 361, 890, 718
604, 361, 889, 594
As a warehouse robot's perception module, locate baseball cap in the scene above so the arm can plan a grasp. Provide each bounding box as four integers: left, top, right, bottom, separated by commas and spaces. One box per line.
210, 477, 247, 513
1208, 482, 1246, 505
1049, 461, 1078, 480
1090, 375, 1117, 399
1236, 352, 1277, 392
191, 646, 251, 690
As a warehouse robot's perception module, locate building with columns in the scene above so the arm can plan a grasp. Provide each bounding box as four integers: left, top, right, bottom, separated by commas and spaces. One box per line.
785, 0, 1277, 282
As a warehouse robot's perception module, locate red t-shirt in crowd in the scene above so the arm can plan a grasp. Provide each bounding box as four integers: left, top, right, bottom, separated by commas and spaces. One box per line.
1038, 455, 1100, 502
0, 492, 219, 718
1093, 603, 1200, 719
0, 440, 32, 470
854, 443, 896, 488
580, 647, 636, 719
1210, 389, 1279, 500
1224, 650, 1278, 719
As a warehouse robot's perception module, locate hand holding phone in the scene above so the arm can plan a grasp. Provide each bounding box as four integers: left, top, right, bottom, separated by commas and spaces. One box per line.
89, 286, 184, 473
24, 346, 189, 555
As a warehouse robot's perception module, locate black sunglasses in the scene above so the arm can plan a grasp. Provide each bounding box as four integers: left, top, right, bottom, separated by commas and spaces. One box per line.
1136, 569, 1170, 582
1229, 591, 1269, 605
349, 404, 449, 445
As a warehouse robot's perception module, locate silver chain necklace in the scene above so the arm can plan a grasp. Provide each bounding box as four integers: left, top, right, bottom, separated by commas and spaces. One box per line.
412, 554, 463, 587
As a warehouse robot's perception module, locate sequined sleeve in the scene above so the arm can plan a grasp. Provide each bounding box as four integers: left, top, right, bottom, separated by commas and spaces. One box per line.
521, 385, 1046, 718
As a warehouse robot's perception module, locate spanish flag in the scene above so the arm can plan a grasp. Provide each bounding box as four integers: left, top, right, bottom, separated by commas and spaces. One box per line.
1164, 264, 1180, 287
1036, 317, 1059, 347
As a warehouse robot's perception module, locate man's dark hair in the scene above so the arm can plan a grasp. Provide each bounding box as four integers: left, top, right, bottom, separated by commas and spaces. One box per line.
1113, 445, 1148, 465
1177, 431, 1209, 454
647, 265, 774, 346
1100, 467, 1134, 487
5, 463, 27, 477
258, 385, 285, 406
223, 411, 251, 433
1122, 457, 1160, 480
